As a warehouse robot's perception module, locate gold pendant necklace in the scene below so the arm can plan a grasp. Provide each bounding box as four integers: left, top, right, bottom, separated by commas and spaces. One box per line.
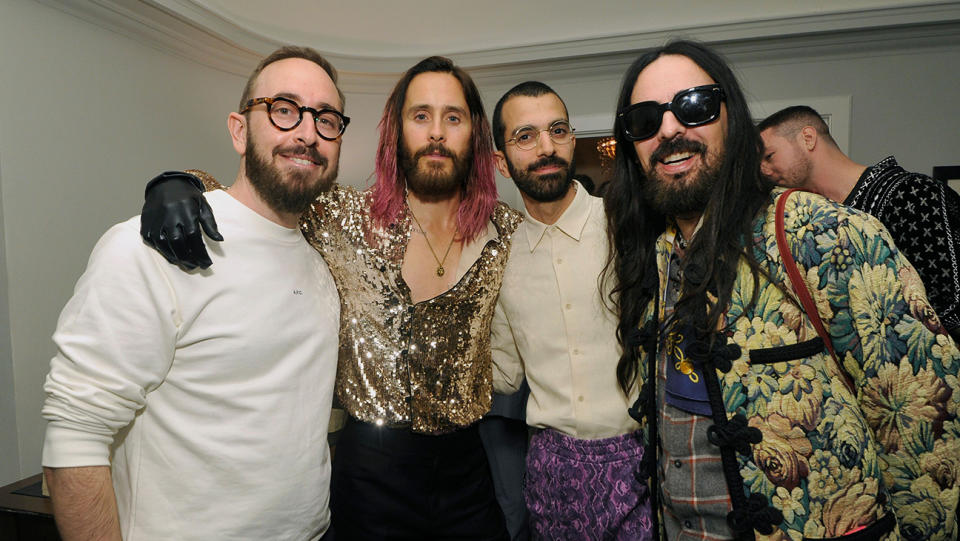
409, 207, 458, 277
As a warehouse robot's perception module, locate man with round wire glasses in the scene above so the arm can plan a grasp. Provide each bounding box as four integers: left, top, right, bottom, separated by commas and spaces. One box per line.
604, 39, 960, 540
489, 80, 652, 539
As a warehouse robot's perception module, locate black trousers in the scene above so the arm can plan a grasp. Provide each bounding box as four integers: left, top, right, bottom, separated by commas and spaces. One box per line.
479, 388, 530, 541
330, 418, 509, 541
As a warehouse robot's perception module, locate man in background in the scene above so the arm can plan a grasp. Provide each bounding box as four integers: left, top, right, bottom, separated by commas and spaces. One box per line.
759, 105, 960, 341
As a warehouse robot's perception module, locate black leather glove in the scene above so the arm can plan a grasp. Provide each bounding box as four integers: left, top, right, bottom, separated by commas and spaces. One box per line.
140, 171, 222, 270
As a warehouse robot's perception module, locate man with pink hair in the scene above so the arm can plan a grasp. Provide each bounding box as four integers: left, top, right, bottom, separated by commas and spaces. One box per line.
139, 56, 519, 540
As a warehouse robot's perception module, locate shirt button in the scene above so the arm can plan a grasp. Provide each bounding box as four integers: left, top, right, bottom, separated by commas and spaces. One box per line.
573, 348, 580, 355
556, 258, 563, 264
674, 460, 682, 468
578, 395, 584, 402
565, 303, 572, 310
684, 520, 693, 529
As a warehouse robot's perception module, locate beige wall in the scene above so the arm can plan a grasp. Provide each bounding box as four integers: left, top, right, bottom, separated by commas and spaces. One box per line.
1, 0, 958, 487
0, 0, 244, 484
0, 155, 16, 485
740, 48, 959, 175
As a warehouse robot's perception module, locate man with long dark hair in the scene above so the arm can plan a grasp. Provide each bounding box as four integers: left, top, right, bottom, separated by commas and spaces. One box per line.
137, 57, 516, 540
604, 40, 960, 540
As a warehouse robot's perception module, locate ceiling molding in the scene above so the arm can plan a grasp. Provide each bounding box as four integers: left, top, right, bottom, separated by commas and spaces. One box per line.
449, 2, 960, 68
37, 0, 960, 89
36, 0, 265, 75
462, 19, 960, 89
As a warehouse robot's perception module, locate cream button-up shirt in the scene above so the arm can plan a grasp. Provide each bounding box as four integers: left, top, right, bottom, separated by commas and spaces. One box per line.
492, 183, 640, 439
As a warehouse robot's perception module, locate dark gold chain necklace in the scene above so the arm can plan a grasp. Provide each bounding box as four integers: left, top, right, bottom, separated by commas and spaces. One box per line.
409, 208, 458, 277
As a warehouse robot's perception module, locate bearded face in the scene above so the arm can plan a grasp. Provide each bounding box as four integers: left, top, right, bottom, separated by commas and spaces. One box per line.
399, 140, 473, 199
506, 154, 574, 203
760, 130, 813, 189
627, 55, 730, 219
641, 136, 724, 217
775, 151, 812, 189
244, 128, 337, 216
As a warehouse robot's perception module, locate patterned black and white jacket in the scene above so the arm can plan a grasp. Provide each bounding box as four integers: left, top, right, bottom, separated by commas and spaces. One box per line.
845, 156, 960, 341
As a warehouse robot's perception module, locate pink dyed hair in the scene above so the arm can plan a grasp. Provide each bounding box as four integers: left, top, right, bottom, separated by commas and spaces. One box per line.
369, 56, 498, 243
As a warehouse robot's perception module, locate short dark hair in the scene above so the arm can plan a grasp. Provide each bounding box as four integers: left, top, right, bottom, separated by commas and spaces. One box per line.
239, 46, 345, 113
491, 81, 569, 151
758, 105, 835, 147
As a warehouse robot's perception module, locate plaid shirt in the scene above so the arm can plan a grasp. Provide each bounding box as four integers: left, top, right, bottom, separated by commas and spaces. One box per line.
658, 246, 734, 540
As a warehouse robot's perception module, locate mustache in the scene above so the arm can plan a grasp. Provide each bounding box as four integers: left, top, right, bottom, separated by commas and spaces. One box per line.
274, 145, 328, 167
413, 143, 454, 161
650, 137, 707, 164
527, 155, 570, 172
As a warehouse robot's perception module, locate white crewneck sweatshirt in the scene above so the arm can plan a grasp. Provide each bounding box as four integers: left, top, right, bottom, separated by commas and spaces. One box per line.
43, 190, 339, 540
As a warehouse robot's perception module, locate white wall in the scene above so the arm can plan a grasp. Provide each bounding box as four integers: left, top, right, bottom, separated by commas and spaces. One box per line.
331, 90, 385, 192
0, 0, 245, 484
739, 48, 960, 175
0, 154, 17, 485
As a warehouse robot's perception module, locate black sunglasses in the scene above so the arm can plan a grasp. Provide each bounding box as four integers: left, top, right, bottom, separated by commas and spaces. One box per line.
617, 84, 725, 141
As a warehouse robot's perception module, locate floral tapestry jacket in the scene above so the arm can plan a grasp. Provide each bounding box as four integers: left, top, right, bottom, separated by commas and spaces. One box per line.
634, 188, 960, 541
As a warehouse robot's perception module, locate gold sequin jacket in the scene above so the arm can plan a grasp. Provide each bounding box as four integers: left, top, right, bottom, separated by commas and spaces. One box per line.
301, 185, 522, 434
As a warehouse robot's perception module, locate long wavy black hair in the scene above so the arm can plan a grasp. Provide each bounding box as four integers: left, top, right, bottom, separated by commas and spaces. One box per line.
603, 40, 774, 395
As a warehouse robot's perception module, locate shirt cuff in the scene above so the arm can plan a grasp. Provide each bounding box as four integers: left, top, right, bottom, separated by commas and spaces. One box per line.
42, 424, 113, 468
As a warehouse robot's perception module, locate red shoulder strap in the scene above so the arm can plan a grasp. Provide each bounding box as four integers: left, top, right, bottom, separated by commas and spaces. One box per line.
775, 189, 839, 362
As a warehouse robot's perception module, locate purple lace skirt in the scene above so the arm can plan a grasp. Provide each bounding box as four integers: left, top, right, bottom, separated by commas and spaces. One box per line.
525, 428, 653, 541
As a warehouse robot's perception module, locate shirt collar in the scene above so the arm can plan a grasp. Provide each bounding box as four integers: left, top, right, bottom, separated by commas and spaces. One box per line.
666, 214, 706, 249
522, 181, 592, 252
455, 217, 499, 279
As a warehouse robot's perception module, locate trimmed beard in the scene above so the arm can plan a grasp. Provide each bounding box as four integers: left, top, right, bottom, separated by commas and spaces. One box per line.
643, 137, 723, 217
244, 130, 337, 216
506, 155, 574, 203
778, 152, 813, 189
400, 141, 472, 199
